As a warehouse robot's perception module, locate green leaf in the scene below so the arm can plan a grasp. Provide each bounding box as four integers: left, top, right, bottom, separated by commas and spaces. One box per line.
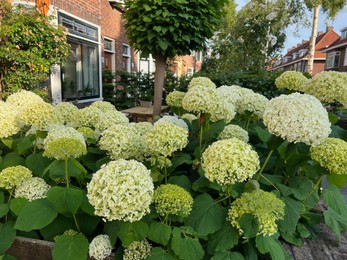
9, 198, 28, 216
52, 233, 89, 260
1, 137, 13, 150
47, 186, 83, 215
171, 227, 204, 260
147, 247, 176, 260
14, 199, 58, 232
0, 222, 16, 254
255, 236, 287, 260
148, 222, 171, 246
297, 223, 311, 238
158, 39, 169, 51
1, 152, 25, 169
168, 175, 191, 191
239, 214, 259, 239
254, 126, 271, 143
117, 221, 149, 248
329, 125, 347, 140
0, 203, 9, 218
44, 159, 85, 179
0, 253, 17, 260
170, 153, 193, 171
211, 251, 244, 260
278, 196, 302, 235
207, 222, 239, 254
288, 176, 316, 201
17, 134, 35, 154
326, 173, 347, 188
103, 221, 118, 245
40, 215, 74, 241
26, 152, 53, 177
324, 208, 347, 240
186, 193, 227, 236
328, 112, 340, 125
78, 214, 100, 237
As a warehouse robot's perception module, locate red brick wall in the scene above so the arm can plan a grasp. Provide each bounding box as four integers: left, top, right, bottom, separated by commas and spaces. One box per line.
312, 61, 325, 76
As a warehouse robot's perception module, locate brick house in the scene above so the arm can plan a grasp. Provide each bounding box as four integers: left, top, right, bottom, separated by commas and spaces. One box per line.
271, 27, 340, 76
13, 0, 138, 104
170, 51, 204, 77
322, 27, 347, 72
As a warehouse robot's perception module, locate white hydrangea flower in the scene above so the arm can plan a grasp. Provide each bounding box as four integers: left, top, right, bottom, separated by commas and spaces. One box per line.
98, 124, 145, 160
202, 138, 260, 186
87, 160, 154, 222
123, 240, 152, 260
275, 71, 309, 92
14, 177, 50, 202
71, 106, 103, 128
187, 77, 216, 91
218, 124, 249, 143
6, 90, 44, 111
263, 93, 331, 146
129, 122, 153, 136
54, 102, 79, 125
216, 85, 244, 107
165, 90, 186, 108
155, 115, 188, 130
89, 234, 112, 260
0, 101, 20, 138
144, 122, 188, 158
237, 92, 269, 119
180, 113, 197, 123
90, 100, 117, 112
95, 110, 129, 132
210, 97, 236, 123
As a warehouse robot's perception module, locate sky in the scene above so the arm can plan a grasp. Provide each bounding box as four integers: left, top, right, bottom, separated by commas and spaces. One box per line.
235, 0, 347, 55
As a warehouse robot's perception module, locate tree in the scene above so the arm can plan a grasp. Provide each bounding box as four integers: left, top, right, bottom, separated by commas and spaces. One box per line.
0, 1, 70, 98
122, 0, 228, 116
305, 0, 346, 75
206, 0, 306, 73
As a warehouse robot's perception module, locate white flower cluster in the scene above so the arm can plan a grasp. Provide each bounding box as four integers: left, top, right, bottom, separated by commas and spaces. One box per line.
14, 177, 50, 201
95, 110, 129, 132
6, 90, 44, 110
87, 160, 154, 222
43, 125, 87, 160
90, 100, 117, 112
202, 138, 260, 186
54, 102, 79, 125
216, 85, 244, 107
210, 98, 236, 123
187, 77, 216, 90
88, 234, 112, 260
165, 90, 185, 108
305, 71, 347, 105
218, 124, 249, 143
130, 122, 153, 136
123, 240, 152, 260
155, 115, 188, 130
180, 113, 197, 122
237, 91, 269, 119
263, 93, 331, 146
98, 124, 145, 160
0, 101, 20, 138
144, 122, 188, 158
0, 166, 33, 190
72, 106, 103, 128
275, 71, 309, 92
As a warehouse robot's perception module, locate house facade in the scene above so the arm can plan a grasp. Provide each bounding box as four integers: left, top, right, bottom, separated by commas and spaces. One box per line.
322, 27, 347, 72
271, 27, 340, 76
13, 0, 138, 104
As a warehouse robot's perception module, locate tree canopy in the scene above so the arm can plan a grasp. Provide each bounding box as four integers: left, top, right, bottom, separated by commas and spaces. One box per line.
0, 1, 70, 98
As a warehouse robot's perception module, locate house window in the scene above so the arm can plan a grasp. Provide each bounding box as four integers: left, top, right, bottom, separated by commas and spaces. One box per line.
187, 68, 194, 77
122, 44, 131, 72
326, 51, 340, 69
299, 49, 308, 57
283, 56, 292, 63
341, 29, 347, 39
59, 13, 101, 101
103, 38, 115, 71
344, 48, 347, 66
292, 52, 298, 60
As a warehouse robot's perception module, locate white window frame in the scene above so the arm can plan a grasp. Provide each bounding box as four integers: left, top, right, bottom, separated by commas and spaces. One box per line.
103, 37, 115, 72
341, 30, 347, 39
344, 48, 347, 66
326, 51, 340, 69
122, 44, 131, 72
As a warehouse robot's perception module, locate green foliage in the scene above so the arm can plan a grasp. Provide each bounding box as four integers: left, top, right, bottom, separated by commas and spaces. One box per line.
0, 2, 70, 97
52, 233, 89, 260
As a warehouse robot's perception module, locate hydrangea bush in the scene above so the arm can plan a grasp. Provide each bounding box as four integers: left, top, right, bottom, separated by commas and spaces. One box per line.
1, 78, 347, 260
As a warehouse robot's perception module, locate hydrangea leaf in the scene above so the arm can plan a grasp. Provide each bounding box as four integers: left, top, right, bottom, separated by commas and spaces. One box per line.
147, 247, 176, 260
239, 214, 259, 239
16, 134, 36, 155
77, 214, 100, 237
14, 199, 58, 232
255, 235, 288, 260
278, 196, 302, 236
117, 221, 149, 248
207, 222, 239, 254
9, 198, 28, 216
186, 193, 227, 236
254, 126, 272, 143
211, 251, 244, 260
52, 234, 88, 260
1, 152, 26, 169
148, 222, 171, 246
168, 175, 191, 191
26, 152, 53, 178
47, 186, 83, 215
40, 215, 74, 241
326, 173, 347, 188
171, 227, 204, 260
0, 203, 9, 218
0, 221, 16, 254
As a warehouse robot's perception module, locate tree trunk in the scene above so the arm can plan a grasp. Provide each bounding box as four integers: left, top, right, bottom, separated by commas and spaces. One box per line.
307, 4, 320, 75
153, 54, 166, 118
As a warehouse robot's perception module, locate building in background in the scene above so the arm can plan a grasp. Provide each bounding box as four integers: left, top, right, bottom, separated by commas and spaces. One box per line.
322, 26, 347, 72
271, 27, 340, 76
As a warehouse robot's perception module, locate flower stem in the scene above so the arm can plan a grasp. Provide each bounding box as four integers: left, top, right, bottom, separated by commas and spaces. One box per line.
303, 175, 323, 203
73, 214, 81, 232
65, 159, 70, 188
164, 166, 168, 184
256, 149, 274, 181
199, 122, 203, 160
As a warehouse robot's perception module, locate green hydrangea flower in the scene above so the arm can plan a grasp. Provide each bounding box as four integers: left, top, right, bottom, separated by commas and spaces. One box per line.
88, 234, 112, 260
0, 166, 32, 190
305, 71, 347, 104
123, 240, 152, 260
95, 110, 129, 132
310, 138, 347, 175
237, 91, 269, 119
90, 100, 117, 112
77, 127, 100, 142
98, 124, 145, 160
165, 90, 186, 108
263, 93, 331, 146
54, 102, 79, 125
227, 189, 285, 236
72, 106, 102, 128
43, 126, 87, 160
14, 177, 50, 201
218, 124, 249, 143
144, 122, 188, 158
188, 77, 216, 91
216, 85, 244, 108
130, 122, 153, 136
180, 113, 197, 123
6, 90, 44, 110
210, 98, 236, 123
153, 184, 193, 218
202, 138, 260, 186
275, 71, 309, 92
155, 115, 188, 130
0, 101, 20, 138
87, 160, 154, 222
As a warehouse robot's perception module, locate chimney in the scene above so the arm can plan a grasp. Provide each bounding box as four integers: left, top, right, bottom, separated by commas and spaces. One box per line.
317, 31, 324, 36
326, 26, 333, 32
